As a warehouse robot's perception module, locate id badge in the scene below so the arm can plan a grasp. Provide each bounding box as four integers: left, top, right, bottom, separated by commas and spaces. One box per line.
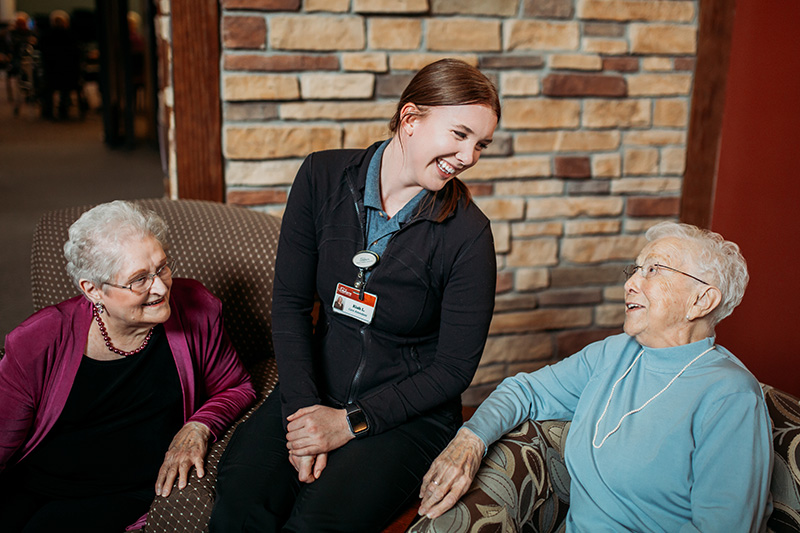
332, 283, 377, 324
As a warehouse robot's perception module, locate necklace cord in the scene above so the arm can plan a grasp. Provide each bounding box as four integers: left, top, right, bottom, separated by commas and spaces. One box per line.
592, 345, 716, 449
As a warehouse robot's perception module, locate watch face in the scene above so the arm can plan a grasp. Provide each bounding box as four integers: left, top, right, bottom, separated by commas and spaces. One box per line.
348, 407, 368, 434
351, 416, 368, 434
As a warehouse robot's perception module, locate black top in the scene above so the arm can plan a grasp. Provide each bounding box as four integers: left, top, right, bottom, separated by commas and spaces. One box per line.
272, 142, 497, 435
20, 325, 183, 498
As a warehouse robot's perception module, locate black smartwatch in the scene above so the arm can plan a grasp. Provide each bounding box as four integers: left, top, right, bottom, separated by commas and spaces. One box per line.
345, 403, 369, 438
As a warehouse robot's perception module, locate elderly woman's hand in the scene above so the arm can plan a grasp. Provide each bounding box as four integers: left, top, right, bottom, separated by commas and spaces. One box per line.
418, 428, 486, 519
155, 421, 211, 497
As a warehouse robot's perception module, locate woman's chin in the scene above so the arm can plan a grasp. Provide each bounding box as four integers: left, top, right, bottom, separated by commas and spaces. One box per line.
143, 300, 171, 324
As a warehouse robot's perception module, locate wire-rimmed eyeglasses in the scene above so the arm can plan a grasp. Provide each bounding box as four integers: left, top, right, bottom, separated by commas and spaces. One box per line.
623, 262, 709, 286
105, 258, 177, 294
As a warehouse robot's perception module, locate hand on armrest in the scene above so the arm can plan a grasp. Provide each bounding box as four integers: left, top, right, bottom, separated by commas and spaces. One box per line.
155, 421, 211, 497
418, 427, 486, 519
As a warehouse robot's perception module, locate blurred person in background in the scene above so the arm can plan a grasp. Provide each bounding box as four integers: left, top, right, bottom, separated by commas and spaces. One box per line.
1, 12, 36, 116
39, 10, 82, 120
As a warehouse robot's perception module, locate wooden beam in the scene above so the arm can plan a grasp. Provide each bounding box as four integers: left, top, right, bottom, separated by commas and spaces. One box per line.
171, 0, 223, 202
680, 0, 737, 228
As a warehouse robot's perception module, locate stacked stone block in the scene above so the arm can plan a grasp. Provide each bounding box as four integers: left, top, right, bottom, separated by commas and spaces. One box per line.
161, 0, 699, 403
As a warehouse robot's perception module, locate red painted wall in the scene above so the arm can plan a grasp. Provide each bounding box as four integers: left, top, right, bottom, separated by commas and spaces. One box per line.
711, 0, 800, 394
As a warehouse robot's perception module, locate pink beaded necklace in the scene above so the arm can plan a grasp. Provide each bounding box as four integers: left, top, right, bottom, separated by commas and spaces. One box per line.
92, 305, 154, 357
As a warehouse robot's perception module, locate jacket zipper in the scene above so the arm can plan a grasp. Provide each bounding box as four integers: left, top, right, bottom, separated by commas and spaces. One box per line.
342, 165, 428, 404
410, 345, 422, 372
345, 166, 368, 404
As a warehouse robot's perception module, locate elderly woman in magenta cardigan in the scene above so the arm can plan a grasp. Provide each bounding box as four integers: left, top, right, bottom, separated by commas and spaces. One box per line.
0, 201, 255, 533
417, 222, 773, 533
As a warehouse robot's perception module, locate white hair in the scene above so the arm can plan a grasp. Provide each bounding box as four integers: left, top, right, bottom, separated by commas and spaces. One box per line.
645, 221, 748, 325
64, 201, 168, 289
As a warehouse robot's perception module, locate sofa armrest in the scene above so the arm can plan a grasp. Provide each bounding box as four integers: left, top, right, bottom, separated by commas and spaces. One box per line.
142, 358, 279, 533
762, 384, 800, 533
407, 419, 571, 533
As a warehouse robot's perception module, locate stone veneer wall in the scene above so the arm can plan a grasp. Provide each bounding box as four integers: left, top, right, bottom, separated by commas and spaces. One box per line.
157, 0, 699, 404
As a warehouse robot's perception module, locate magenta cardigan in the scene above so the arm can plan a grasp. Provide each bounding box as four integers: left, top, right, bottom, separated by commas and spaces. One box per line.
0, 278, 256, 529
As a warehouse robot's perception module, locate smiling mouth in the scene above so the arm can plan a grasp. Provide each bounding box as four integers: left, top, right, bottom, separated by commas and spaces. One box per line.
626, 303, 644, 310
436, 158, 456, 176
143, 298, 164, 307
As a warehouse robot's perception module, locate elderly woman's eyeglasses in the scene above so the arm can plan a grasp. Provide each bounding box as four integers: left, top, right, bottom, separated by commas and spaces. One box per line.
623, 263, 709, 286
105, 258, 177, 294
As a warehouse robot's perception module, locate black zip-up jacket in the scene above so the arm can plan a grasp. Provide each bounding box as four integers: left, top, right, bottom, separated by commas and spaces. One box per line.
272, 141, 497, 436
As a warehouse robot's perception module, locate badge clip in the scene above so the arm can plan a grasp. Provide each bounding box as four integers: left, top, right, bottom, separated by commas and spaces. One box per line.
352, 250, 379, 301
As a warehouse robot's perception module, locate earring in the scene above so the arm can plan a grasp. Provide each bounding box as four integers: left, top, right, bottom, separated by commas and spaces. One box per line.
685, 315, 691, 321
94, 302, 105, 315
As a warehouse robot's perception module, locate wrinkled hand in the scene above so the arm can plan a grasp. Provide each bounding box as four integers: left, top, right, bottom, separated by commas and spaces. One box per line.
155, 421, 211, 497
289, 452, 328, 483
286, 405, 352, 456
418, 428, 486, 519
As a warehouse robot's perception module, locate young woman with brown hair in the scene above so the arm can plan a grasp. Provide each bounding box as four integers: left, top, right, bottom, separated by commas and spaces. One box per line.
210, 58, 501, 532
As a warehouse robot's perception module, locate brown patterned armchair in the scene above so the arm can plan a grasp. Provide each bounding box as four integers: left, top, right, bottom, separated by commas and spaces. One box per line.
407, 385, 800, 533
24, 199, 282, 532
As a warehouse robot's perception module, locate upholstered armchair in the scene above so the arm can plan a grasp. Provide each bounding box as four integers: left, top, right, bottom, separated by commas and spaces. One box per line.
26, 198, 282, 532
407, 385, 800, 533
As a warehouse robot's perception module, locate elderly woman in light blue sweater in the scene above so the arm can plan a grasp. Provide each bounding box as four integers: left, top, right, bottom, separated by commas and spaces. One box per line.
418, 222, 773, 532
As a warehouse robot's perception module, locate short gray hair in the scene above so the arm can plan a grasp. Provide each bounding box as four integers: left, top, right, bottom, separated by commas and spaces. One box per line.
64, 201, 169, 289
645, 221, 748, 325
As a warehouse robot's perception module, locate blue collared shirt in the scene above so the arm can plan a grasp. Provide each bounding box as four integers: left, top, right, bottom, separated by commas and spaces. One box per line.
363, 140, 427, 267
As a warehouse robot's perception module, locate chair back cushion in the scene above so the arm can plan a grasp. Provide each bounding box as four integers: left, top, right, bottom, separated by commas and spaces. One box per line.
30, 199, 281, 368
763, 384, 800, 533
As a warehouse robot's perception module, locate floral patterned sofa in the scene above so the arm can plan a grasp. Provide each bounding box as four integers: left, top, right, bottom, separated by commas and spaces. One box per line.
408, 385, 800, 533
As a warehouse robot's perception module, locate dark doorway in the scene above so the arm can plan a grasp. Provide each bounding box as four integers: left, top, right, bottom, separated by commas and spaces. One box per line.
96, 0, 158, 148
0, 1, 166, 338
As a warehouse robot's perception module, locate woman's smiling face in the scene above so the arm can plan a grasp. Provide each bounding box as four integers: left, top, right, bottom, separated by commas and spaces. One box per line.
98, 235, 173, 331
623, 237, 706, 348
402, 103, 497, 192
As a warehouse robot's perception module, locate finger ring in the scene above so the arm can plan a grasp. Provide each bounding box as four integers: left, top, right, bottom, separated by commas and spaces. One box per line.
433, 480, 439, 485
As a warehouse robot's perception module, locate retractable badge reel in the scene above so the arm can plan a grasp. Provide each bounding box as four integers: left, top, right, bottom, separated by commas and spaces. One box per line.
332, 250, 380, 325
352, 250, 379, 300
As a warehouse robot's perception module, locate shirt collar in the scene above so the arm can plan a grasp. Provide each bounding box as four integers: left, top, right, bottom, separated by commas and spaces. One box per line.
364, 139, 391, 210
641, 336, 718, 372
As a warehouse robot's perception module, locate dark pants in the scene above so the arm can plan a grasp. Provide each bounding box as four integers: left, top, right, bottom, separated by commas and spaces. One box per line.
0, 471, 151, 533
210, 386, 460, 533
41, 82, 85, 120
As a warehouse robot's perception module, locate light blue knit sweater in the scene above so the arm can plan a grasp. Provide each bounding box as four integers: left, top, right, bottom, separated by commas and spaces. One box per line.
465, 334, 773, 532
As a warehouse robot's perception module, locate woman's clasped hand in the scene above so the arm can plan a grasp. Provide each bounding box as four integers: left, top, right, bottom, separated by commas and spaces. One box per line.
285, 405, 352, 482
